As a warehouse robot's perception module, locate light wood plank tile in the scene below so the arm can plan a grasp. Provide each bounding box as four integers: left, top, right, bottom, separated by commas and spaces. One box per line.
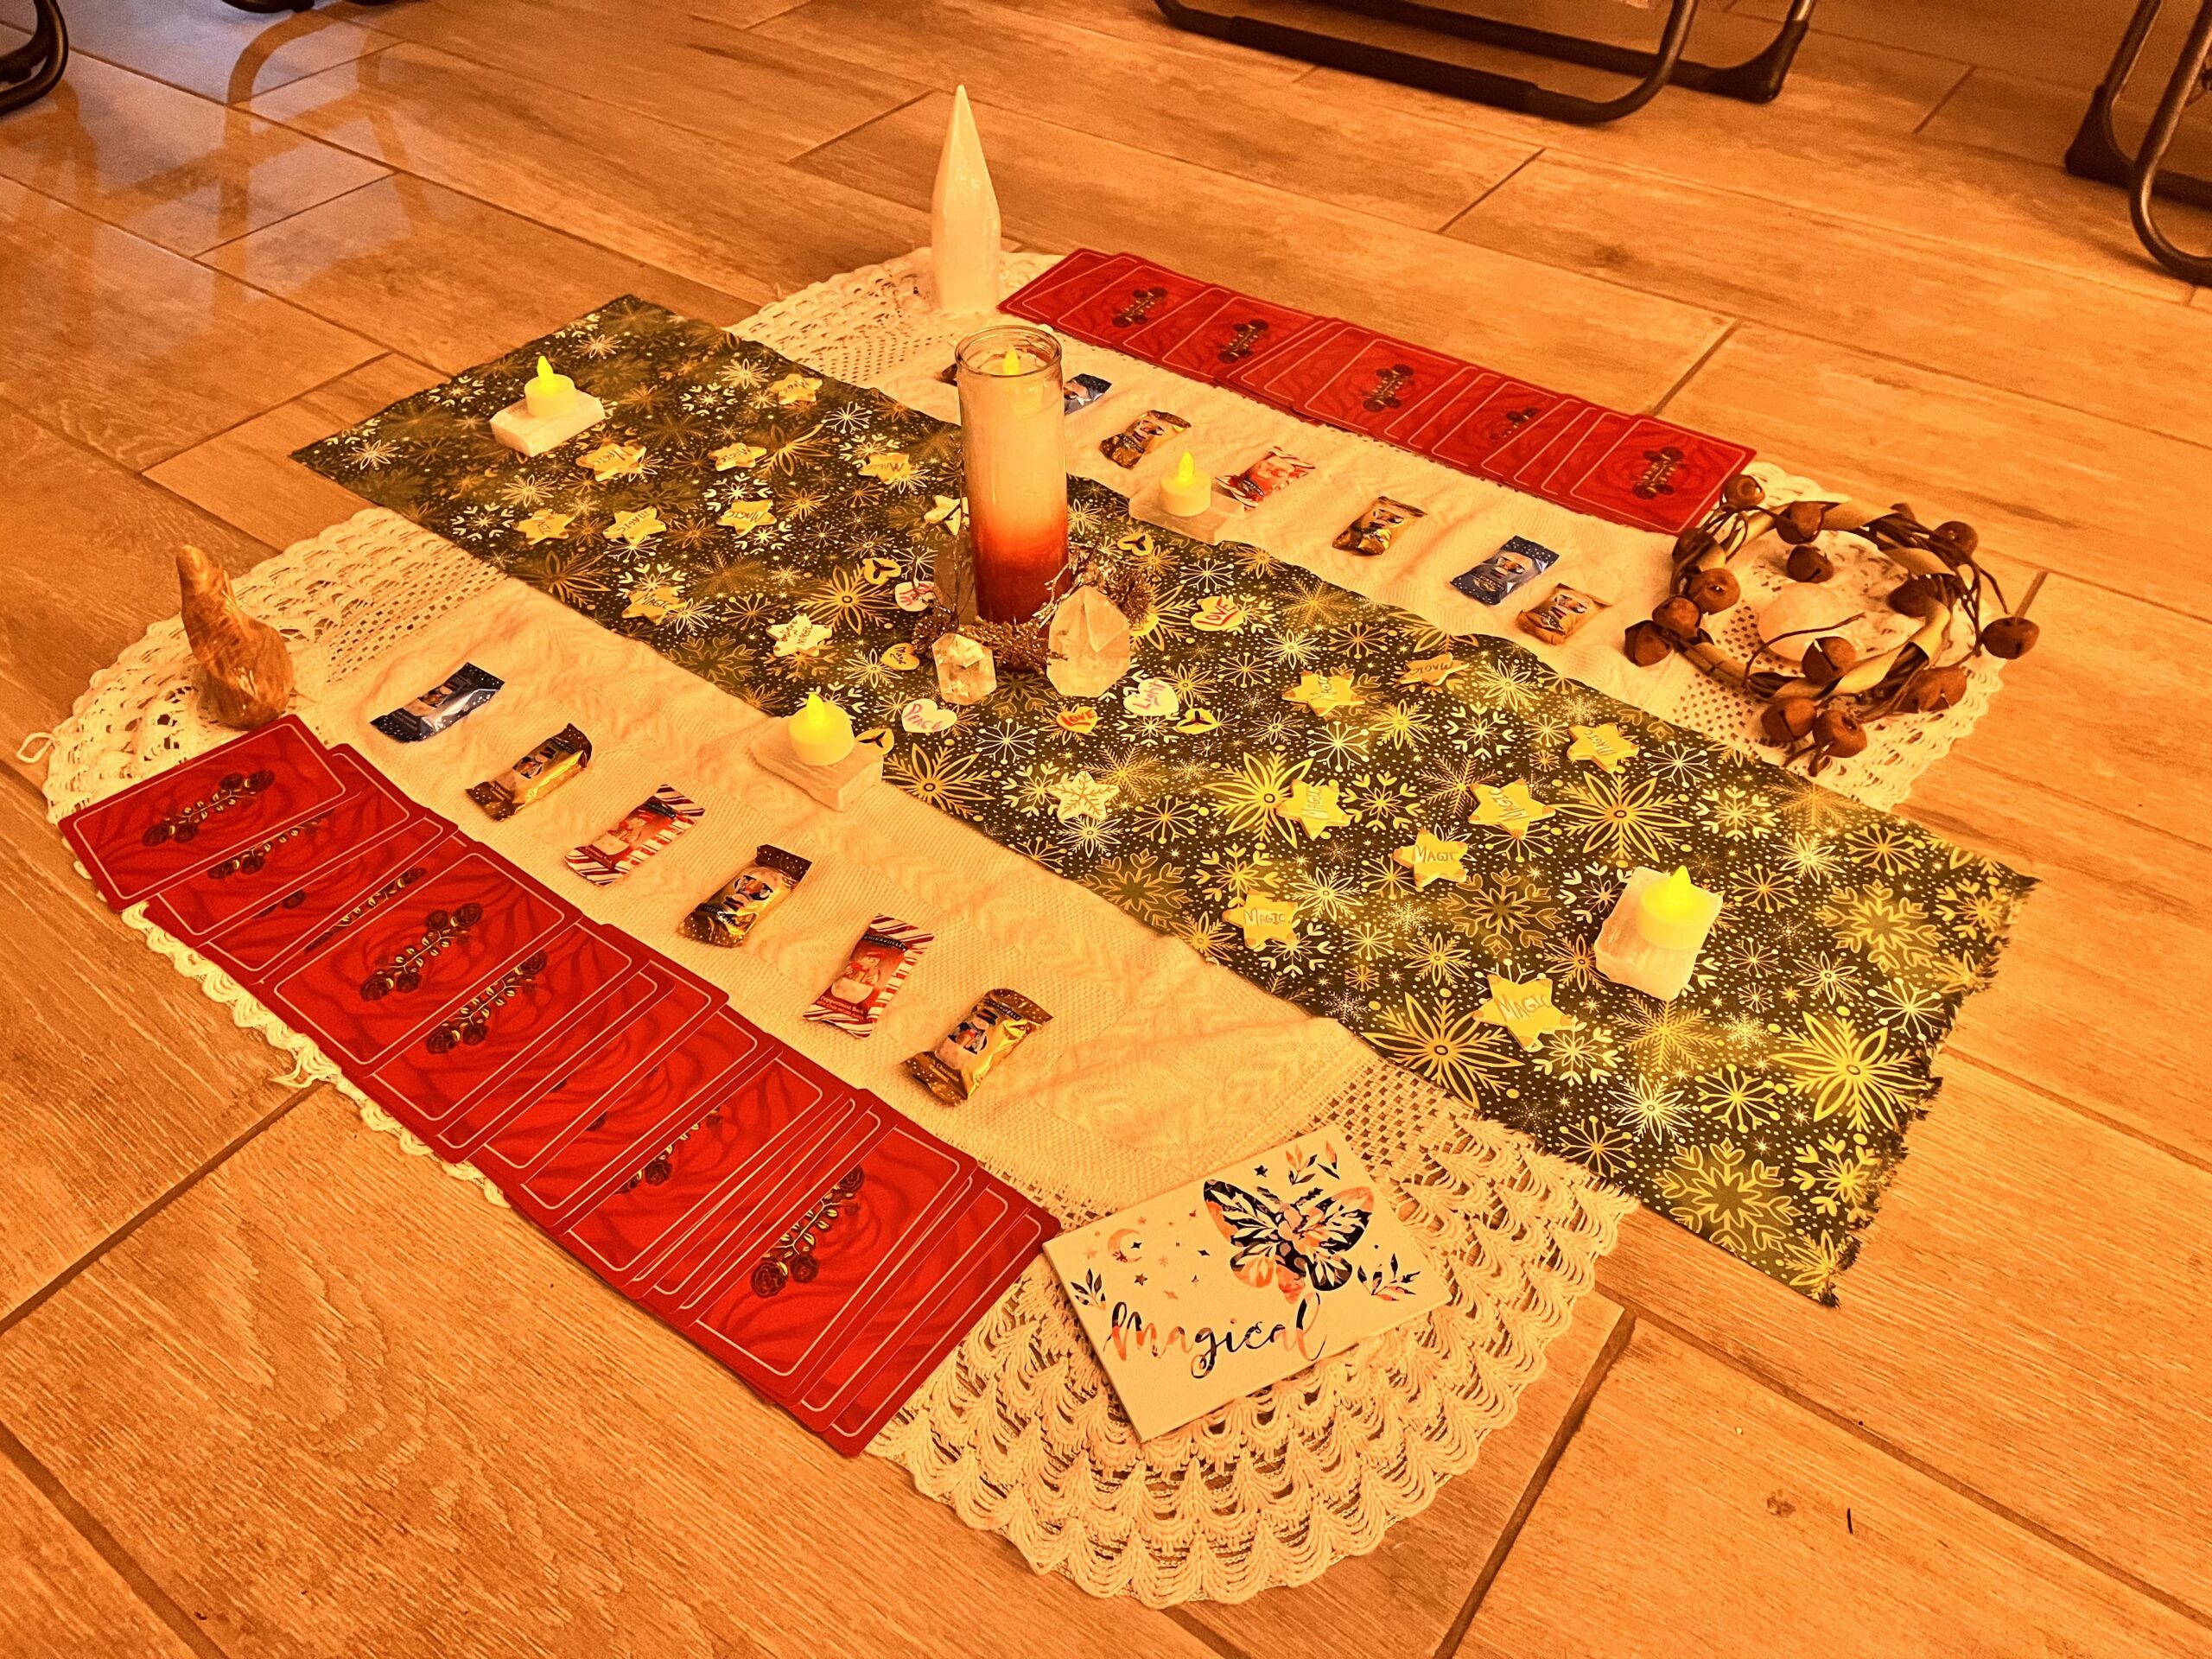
332, 0, 925, 159
1735, 0, 2153, 92
1904, 755, 2212, 1163
147, 354, 444, 553
1449, 149, 2212, 449
1658, 323, 2212, 619
1921, 63, 2212, 177
198, 175, 756, 374
1303, 29, 2205, 301
1597, 1060, 2212, 1619
0, 36, 386, 257
0, 1454, 197, 1659
1192, 1297, 1626, 1657
755, 0, 1537, 230
0, 178, 378, 469
246, 43, 929, 305
990, 0, 1314, 73
0, 404, 273, 755
1465, 1324, 2212, 1657
0, 1090, 1225, 1659
797, 92, 1732, 410
10, 0, 387, 105
0, 779, 294, 1323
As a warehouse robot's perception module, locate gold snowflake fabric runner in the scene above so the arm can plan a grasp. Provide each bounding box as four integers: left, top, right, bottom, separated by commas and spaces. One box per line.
295, 297, 2030, 1302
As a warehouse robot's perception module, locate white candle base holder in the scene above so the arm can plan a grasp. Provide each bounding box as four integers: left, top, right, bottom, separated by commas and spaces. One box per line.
490, 392, 607, 458
1130, 480, 1232, 543
1594, 866, 1722, 1001
751, 721, 882, 812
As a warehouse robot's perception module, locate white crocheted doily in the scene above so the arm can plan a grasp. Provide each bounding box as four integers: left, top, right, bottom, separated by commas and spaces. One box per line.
42, 240, 2021, 1607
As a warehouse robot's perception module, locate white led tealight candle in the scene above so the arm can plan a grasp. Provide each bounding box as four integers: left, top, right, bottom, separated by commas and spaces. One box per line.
491, 353, 607, 457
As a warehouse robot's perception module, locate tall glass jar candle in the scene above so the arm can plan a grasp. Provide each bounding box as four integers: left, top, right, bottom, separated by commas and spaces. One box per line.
956, 326, 1069, 623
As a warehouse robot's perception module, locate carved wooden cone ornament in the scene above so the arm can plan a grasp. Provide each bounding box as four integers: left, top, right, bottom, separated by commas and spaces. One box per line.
176, 543, 294, 728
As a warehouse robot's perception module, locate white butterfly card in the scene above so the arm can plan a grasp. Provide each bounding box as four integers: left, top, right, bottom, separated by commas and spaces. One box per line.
1044, 1125, 1448, 1441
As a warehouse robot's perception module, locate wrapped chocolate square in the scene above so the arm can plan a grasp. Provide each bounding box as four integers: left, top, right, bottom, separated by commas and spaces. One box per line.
804, 916, 934, 1039
906, 988, 1051, 1104
1100, 410, 1189, 469
1517, 582, 1611, 645
1217, 446, 1315, 509
371, 662, 503, 742
679, 844, 812, 947
1451, 536, 1559, 607
466, 723, 592, 820
1333, 496, 1425, 556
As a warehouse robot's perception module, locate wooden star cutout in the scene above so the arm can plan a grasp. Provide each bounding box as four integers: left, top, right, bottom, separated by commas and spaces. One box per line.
767, 613, 830, 657
1393, 831, 1471, 890
710, 441, 765, 472
603, 506, 664, 547
1050, 771, 1119, 823
1396, 652, 1464, 688
857, 450, 914, 483
766, 372, 822, 406
1568, 722, 1639, 773
1471, 780, 1556, 841
1283, 671, 1363, 719
1476, 972, 1582, 1052
1286, 780, 1352, 842
718, 499, 775, 534
1223, 893, 1298, 951
622, 582, 681, 623
577, 441, 645, 480
515, 509, 574, 543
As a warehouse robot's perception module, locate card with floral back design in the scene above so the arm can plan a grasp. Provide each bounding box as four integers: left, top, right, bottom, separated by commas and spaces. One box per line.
1045, 1126, 1447, 1441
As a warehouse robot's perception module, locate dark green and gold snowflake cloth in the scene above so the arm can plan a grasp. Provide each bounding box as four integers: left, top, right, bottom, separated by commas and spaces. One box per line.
296, 296, 2031, 1303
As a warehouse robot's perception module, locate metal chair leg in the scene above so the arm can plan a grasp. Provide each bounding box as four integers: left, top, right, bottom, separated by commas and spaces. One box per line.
1153, 0, 1817, 124
0, 0, 67, 117
2066, 0, 2212, 208
2130, 0, 2212, 282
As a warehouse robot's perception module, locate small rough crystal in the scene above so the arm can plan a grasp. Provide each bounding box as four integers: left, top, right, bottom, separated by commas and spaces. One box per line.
933, 632, 997, 705
1046, 586, 1132, 699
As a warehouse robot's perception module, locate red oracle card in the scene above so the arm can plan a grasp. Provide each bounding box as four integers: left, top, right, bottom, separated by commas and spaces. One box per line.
1054, 262, 1216, 350
462, 957, 724, 1186
999, 250, 1130, 324
637, 1094, 891, 1317
1219, 318, 1350, 407
1537, 408, 1634, 499
1117, 282, 1229, 360
426, 957, 670, 1160
798, 1185, 1055, 1457
60, 716, 348, 911
1429, 381, 1568, 474
354, 919, 648, 1147
563, 1047, 867, 1294
257, 849, 575, 1072
1154, 296, 1325, 385
499, 1007, 769, 1233
197, 818, 464, 989
1234, 322, 1370, 412
1483, 396, 1592, 484
1516, 404, 1603, 490
676, 1119, 978, 1404
1564, 418, 1756, 533
142, 747, 427, 947
1389, 367, 1503, 449
1296, 335, 1465, 435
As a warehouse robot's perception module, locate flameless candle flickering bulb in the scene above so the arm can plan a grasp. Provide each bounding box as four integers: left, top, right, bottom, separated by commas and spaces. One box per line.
524, 354, 577, 420
1159, 449, 1211, 518
1637, 866, 1707, 950
786, 693, 856, 767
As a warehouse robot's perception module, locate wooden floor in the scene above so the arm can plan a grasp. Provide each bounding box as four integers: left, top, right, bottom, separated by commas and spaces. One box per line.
2, 0, 2209, 1652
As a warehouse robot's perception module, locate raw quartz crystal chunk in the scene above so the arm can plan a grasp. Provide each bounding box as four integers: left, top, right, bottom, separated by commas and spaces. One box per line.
933, 632, 997, 705
1046, 585, 1133, 698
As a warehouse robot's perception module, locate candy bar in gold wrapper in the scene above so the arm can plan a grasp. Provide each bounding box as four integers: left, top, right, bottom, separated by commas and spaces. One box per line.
1332, 496, 1425, 557
906, 988, 1052, 1104
1516, 582, 1610, 645
465, 723, 592, 820
678, 844, 811, 948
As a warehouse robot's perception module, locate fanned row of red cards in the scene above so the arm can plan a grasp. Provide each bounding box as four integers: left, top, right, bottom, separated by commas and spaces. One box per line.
59, 716, 1056, 1456
1002, 249, 1752, 537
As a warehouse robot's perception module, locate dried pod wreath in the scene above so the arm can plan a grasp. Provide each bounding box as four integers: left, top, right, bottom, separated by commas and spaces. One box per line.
1625, 474, 2041, 774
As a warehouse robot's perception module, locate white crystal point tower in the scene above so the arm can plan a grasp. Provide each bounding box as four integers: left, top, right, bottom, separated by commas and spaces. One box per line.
931, 85, 1001, 315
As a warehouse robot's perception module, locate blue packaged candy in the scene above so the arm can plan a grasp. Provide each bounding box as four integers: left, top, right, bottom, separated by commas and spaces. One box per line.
1064, 372, 1112, 414
371, 662, 504, 742
1452, 536, 1559, 607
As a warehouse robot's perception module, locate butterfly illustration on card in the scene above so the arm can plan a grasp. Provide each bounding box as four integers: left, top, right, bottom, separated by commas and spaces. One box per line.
1203, 1177, 1373, 1300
